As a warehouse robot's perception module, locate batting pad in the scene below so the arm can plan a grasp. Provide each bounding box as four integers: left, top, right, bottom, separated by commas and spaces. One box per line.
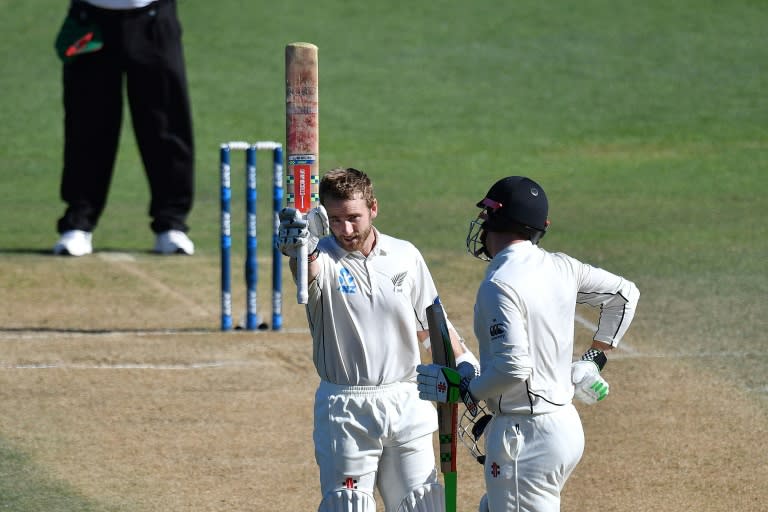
319, 488, 376, 512
396, 483, 445, 512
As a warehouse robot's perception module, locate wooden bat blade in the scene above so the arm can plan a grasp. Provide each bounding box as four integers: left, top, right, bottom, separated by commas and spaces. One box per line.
427, 302, 456, 368
285, 42, 319, 304
426, 300, 458, 512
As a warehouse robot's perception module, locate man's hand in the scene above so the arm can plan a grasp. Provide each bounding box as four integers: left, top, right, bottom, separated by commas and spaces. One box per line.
571, 360, 609, 404
417, 361, 479, 414
278, 206, 328, 259
277, 207, 308, 258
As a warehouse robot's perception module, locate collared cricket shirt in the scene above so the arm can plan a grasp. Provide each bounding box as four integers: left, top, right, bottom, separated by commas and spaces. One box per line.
307, 229, 439, 386
470, 241, 639, 414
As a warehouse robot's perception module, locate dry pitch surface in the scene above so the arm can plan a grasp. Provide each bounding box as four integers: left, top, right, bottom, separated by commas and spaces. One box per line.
1, 253, 766, 511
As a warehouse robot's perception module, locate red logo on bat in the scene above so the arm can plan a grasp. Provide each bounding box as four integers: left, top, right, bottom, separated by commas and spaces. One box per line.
294, 164, 311, 211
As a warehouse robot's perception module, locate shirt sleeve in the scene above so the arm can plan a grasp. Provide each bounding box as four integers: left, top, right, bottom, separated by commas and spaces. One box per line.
411, 247, 439, 332
575, 262, 640, 347
469, 279, 533, 400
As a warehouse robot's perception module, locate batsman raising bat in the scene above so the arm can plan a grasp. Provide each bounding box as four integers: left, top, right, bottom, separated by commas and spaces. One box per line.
418, 176, 640, 512
285, 42, 320, 304
278, 168, 478, 512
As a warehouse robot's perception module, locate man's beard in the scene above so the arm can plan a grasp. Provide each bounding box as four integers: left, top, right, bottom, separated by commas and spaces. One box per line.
336, 224, 373, 253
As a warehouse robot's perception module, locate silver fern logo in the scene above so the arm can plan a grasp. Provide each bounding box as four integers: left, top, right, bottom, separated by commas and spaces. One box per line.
391, 271, 407, 293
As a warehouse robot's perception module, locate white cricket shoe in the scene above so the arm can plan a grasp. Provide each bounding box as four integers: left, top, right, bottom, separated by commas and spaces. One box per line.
53, 230, 93, 256
154, 230, 195, 255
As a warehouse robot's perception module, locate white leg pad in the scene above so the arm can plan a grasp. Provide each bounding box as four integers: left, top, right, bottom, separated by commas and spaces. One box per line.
478, 494, 489, 512
319, 489, 376, 512
395, 483, 445, 512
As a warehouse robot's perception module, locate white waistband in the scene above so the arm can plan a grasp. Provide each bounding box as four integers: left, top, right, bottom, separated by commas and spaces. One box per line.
319, 379, 414, 396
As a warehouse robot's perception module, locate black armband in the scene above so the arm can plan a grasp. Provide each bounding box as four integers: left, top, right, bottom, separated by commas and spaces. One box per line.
581, 348, 607, 371
307, 249, 320, 262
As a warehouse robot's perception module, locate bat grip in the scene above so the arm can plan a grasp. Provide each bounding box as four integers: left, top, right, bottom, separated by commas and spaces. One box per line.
297, 242, 309, 304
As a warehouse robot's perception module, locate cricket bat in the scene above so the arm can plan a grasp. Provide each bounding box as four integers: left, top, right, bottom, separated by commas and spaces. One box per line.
285, 42, 320, 304
426, 299, 458, 512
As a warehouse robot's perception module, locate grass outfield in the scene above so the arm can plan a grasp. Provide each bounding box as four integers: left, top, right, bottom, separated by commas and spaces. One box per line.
0, 1, 766, 510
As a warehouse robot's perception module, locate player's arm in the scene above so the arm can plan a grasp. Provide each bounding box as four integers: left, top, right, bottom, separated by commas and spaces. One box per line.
576, 265, 640, 348
572, 264, 640, 404
417, 318, 481, 414
288, 252, 321, 284
417, 325, 473, 361
278, 206, 328, 287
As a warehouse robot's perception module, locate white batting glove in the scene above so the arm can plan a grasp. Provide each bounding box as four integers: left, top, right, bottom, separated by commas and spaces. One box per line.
417, 361, 479, 415
306, 205, 330, 244
277, 207, 308, 258
278, 206, 329, 258
571, 360, 609, 404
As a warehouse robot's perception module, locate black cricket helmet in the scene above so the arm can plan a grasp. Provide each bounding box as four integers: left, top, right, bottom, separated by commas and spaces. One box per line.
466, 176, 549, 260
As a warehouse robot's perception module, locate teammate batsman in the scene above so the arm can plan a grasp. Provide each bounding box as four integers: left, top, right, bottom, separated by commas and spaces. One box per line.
417, 176, 640, 511
278, 167, 479, 512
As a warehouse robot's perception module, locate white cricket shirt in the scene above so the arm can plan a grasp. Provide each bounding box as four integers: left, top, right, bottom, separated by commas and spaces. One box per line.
307, 229, 440, 386
470, 241, 639, 414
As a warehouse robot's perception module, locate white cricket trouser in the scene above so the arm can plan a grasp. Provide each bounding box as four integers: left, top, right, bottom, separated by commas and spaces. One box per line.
313, 380, 439, 512
483, 404, 584, 512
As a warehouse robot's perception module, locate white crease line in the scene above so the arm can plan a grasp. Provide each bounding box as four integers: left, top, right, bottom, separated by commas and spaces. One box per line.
1, 351, 764, 371
0, 327, 311, 341
97, 252, 137, 262
605, 351, 767, 359
0, 360, 260, 370
574, 313, 599, 332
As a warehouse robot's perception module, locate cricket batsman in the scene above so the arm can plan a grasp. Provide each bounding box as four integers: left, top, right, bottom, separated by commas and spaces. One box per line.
417, 176, 640, 511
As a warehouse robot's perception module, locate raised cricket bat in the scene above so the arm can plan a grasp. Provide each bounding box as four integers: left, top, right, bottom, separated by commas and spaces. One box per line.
285, 42, 319, 304
426, 299, 458, 512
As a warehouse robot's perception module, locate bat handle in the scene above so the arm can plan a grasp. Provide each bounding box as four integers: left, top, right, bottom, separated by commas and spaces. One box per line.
297, 242, 309, 304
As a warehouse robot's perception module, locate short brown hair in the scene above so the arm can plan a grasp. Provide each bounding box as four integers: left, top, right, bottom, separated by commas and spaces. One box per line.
319, 168, 376, 208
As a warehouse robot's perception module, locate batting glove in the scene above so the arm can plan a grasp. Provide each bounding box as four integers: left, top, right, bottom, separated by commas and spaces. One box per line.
277, 208, 308, 258
306, 205, 329, 242
417, 361, 479, 414
278, 206, 329, 259
571, 360, 609, 404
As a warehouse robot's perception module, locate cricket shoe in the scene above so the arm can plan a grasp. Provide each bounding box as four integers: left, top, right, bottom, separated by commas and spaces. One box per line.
154, 230, 195, 255
53, 230, 93, 256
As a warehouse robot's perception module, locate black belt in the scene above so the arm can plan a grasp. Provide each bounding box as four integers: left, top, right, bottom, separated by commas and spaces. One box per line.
72, 0, 169, 16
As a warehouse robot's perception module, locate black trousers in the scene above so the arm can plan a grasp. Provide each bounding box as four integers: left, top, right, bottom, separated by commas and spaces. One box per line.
57, 0, 194, 235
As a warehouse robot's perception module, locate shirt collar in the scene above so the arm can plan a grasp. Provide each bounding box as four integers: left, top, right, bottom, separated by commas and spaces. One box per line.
328, 227, 385, 259
488, 240, 534, 269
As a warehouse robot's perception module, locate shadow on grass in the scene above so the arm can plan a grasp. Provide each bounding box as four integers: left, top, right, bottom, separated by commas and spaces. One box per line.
0, 438, 114, 512
0, 248, 166, 256
0, 248, 52, 255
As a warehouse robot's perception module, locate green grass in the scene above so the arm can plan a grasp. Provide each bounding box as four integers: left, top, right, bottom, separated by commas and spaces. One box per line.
0, 439, 113, 512
0, 2, 764, 341
4, 1, 765, 253
0, 1, 766, 507
1, 0, 765, 349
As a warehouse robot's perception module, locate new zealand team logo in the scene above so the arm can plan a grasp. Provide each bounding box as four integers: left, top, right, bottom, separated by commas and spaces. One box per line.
489, 321, 505, 338
338, 267, 357, 294
391, 271, 407, 293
